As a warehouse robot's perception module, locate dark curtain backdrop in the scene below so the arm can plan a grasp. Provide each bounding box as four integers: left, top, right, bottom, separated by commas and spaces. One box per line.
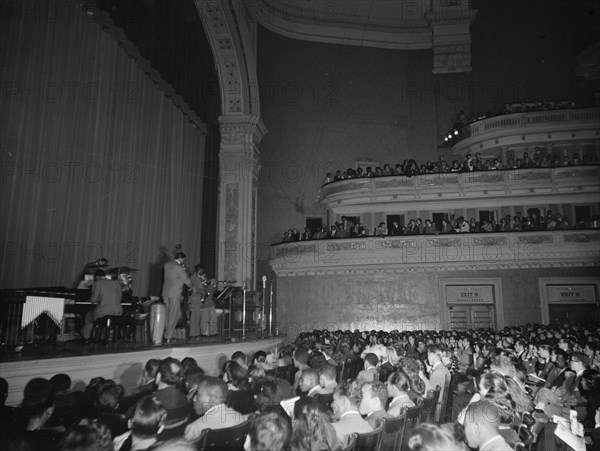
1, 0, 207, 296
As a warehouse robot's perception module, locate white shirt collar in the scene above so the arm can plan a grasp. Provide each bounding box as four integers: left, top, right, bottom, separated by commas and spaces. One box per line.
479, 435, 505, 450
340, 410, 360, 420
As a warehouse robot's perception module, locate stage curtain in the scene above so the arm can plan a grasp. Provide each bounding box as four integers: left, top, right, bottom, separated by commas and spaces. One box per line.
1, 0, 207, 295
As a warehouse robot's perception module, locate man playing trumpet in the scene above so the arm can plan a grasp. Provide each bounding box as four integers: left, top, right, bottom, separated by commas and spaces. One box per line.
188, 264, 218, 339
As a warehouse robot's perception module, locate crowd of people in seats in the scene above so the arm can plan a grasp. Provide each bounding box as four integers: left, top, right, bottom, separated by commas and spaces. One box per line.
279, 208, 600, 243
2, 320, 599, 450
322, 150, 596, 186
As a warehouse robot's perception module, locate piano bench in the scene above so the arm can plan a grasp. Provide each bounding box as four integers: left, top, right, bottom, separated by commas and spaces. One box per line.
91, 315, 134, 347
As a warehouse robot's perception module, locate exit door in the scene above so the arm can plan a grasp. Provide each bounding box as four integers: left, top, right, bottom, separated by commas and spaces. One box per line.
448, 304, 496, 330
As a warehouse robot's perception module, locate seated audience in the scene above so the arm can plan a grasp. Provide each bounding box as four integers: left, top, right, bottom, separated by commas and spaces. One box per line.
329, 382, 372, 446
113, 396, 166, 451
463, 400, 513, 451
359, 381, 392, 427
244, 411, 291, 451
386, 370, 415, 416
222, 360, 256, 415
407, 423, 467, 451
356, 353, 379, 384
9, 378, 64, 451
153, 358, 192, 436
289, 398, 339, 451
184, 377, 246, 442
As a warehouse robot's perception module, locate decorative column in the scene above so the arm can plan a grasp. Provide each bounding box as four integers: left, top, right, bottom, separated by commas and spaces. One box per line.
218, 115, 267, 291
426, 0, 478, 74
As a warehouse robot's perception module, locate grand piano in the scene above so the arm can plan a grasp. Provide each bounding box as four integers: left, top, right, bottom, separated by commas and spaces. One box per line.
0, 287, 136, 346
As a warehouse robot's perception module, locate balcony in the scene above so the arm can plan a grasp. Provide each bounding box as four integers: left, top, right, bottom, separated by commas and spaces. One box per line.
450, 107, 600, 155
270, 230, 600, 276
319, 165, 600, 212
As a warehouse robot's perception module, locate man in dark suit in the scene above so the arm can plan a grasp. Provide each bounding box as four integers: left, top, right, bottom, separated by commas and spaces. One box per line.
162, 252, 190, 343
81, 269, 122, 340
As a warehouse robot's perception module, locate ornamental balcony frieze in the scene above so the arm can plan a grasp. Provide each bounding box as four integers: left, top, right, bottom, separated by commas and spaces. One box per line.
270, 230, 600, 275
319, 165, 600, 209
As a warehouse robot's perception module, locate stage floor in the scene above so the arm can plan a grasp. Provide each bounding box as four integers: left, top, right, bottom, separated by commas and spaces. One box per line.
1, 334, 284, 406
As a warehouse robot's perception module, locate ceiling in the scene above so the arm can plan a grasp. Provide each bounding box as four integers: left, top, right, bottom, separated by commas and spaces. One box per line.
247, 0, 474, 50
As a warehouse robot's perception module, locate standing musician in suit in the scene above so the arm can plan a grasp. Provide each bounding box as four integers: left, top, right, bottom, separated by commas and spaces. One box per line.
188, 264, 209, 339
81, 269, 122, 340
162, 252, 190, 343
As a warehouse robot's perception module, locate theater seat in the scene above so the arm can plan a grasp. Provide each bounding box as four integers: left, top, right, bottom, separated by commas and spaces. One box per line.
196, 419, 251, 450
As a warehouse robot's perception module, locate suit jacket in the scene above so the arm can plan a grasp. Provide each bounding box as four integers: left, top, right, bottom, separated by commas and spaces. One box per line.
331, 411, 373, 446
546, 367, 568, 389
356, 367, 379, 384
153, 386, 192, 428
162, 261, 190, 298
89, 279, 122, 319
184, 404, 246, 442
429, 363, 450, 392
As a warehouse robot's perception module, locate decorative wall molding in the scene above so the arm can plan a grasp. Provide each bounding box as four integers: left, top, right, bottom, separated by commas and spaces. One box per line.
270, 231, 600, 276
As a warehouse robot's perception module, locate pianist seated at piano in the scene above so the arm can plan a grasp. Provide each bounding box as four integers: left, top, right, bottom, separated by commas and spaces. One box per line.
81, 269, 123, 341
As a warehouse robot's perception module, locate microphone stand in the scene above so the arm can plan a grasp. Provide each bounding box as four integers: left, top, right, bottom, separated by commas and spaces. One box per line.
261, 276, 267, 338
242, 282, 247, 341
269, 281, 273, 336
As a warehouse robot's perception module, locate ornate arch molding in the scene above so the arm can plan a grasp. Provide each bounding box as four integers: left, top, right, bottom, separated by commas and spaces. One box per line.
194, 0, 260, 116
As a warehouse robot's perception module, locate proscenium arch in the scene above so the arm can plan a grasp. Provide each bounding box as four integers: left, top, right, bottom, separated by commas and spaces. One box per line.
194, 0, 261, 117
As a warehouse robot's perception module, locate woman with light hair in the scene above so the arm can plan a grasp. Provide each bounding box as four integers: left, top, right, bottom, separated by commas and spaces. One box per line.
407, 423, 467, 451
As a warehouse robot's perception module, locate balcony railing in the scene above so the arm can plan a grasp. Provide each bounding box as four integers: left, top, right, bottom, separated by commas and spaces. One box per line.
320, 165, 600, 206
270, 229, 600, 275
464, 108, 600, 139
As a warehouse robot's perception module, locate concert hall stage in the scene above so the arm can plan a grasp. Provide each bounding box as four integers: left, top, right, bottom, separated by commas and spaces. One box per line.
1, 336, 284, 407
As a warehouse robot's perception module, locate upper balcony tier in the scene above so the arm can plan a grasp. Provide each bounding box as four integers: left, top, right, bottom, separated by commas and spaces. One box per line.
319, 165, 600, 213
450, 107, 600, 156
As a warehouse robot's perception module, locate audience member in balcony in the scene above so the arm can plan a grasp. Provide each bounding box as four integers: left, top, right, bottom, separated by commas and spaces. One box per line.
300, 228, 312, 241
406, 219, 419, 235
423, 219, 436, 235
405, 160, 420, 176
375, 222, 387, 237
455, 217, 470, 233
312, 227, 326, 239
382, 164, 393, 176
450, 160, 461, 172
326, 224, 339, 239
340, 216, 354, 233
389, 221, 403, 236
323, 172, 333, 184
365, 167, 373, 177
572, 154, 586, 165
440, 219, 454, 234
